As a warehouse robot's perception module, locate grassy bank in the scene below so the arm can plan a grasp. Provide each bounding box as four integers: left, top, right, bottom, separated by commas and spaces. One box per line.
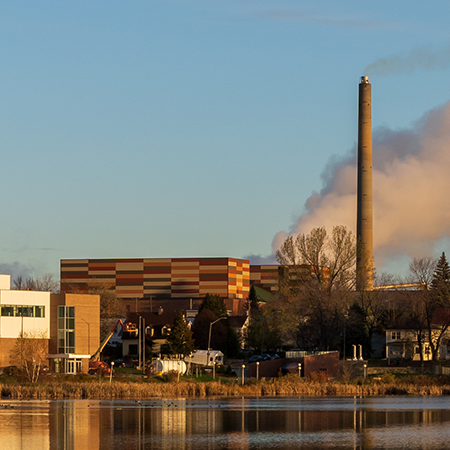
2, 374, 450, 399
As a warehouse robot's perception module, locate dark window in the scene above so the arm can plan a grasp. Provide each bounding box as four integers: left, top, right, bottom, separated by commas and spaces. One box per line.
1, 305, 45, 317
58, 306, 75, 354
129, 344, 138, 356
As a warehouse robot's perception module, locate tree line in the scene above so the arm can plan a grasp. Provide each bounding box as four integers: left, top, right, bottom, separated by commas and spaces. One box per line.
245, 226, 450, 362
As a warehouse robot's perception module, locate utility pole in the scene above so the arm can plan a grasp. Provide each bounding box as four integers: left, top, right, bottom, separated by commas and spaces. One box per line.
207, 317, 226, 366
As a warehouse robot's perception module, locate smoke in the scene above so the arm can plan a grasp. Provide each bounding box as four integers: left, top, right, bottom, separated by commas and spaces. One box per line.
364, 45, 450, 76
244, 253, 278, 265
272, 101, 450, 272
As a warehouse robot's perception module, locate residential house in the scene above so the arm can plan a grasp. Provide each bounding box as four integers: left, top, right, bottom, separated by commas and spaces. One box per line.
386, 309, 450, 363
124, 309, 179, 356
228, 314, 249, 348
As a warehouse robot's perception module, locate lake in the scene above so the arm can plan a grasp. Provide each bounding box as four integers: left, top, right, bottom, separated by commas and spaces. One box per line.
2, 396, 450, 449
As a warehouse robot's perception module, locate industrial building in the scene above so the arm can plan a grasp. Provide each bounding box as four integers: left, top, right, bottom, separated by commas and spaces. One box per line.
60, 257, 330, 314
250, 264, 331, 295
60, 257, 250, 312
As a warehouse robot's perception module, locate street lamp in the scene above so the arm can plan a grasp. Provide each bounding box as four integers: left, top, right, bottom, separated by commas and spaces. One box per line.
207, 317, 227, 366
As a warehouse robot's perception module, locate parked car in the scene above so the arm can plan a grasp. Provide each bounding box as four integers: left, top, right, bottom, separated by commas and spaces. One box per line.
268, 354, 280, 360
248, 355, 262, 364
110, 357, 137, 368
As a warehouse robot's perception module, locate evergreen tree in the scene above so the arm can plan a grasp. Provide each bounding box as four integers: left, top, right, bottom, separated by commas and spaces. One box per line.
198, 293, 228, 318
192, 308, 227, 350
344, 302, 372, 358
165, 311, 195, 357
247, 285, 259, 312
244, 286, 265, 351
431, 252, 450, 297
223, 328, 241, 358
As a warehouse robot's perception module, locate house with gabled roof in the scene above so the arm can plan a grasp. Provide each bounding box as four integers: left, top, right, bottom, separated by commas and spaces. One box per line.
386, 308, 450, 363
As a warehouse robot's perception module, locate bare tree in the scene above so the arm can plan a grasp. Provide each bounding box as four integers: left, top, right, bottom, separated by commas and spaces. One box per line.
86, 285, 124, 340
405, 255, 450, 361
13, 274, 59, 293
273, 226, 357, 351
9, 329, 49, 382
409, 256, 437, 288
276, 225, 356, 292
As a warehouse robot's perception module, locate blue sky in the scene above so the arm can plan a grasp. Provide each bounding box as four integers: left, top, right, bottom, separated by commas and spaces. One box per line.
2, 1, 450, 280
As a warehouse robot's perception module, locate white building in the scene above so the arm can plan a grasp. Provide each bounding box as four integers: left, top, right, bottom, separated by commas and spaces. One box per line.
0, 275, 50, 366
0, 274, 100, 373
386, 326, 450, 363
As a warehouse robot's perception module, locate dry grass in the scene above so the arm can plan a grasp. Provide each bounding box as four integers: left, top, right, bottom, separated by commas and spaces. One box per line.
2, 375, 450, 399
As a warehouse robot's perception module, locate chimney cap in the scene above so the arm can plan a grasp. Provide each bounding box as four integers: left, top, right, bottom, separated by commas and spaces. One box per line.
360, 75, 369, 84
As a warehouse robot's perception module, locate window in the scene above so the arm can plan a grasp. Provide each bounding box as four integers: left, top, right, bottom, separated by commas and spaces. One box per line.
1, 305, 45, 317
391, 331, 401, 340
58, 306, 75, 354
129, 344, 138, 356
1, 305, 14, 316
34, 306, 44, 317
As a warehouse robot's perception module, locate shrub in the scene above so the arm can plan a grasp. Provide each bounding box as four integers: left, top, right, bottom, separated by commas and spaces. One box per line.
379, 372, 396, 384
161, 370, 179, 383
307, 371, 328, 383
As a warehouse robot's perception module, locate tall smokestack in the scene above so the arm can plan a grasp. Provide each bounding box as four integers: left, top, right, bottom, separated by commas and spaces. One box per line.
356, 75, 374, 290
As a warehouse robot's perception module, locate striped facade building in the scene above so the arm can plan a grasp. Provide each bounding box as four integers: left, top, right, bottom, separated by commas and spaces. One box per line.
249, 265, 281, 294
250, 264, 331, 294
60, 258, 250, 302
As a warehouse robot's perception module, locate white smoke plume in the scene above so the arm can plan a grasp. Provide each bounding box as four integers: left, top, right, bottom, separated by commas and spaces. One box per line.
272, 101, 450, 271
365, 45, 450, 76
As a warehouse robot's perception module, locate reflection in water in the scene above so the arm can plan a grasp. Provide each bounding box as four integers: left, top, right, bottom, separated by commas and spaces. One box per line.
1, 397, 450, 449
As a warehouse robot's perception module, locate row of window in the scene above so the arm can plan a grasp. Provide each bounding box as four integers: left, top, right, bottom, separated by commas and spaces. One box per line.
1, 305, 45, 318
58, 306, 75, 354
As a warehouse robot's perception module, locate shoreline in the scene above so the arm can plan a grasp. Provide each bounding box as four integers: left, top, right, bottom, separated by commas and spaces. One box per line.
2, 376, 450, 400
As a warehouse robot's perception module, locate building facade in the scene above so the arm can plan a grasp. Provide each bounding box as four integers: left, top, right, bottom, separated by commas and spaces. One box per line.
0, 274, 100, 373
48, 292, 100, 374
0, 275, 50, 367
250, 264, 331, 294
61, 258, 250, 308
386, 327, 450, 363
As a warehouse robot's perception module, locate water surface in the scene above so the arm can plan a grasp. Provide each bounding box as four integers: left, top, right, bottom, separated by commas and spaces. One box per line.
1, 396, 450, 449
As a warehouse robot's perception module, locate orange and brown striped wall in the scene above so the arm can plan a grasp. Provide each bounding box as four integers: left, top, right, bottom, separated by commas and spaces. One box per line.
60, 257, 250, 300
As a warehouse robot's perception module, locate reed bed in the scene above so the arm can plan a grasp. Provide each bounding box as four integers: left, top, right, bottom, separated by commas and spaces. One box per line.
2, 376, 450, 399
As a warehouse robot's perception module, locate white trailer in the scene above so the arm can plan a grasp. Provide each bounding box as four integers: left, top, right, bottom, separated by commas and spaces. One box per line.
151, 359, 187, 375
185, 350, 224, 367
